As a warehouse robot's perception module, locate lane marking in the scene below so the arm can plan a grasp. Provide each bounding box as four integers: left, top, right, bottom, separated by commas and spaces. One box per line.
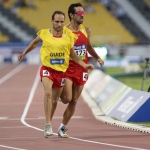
0, 137, 42, 140
0, 65, 27, 150
0, 144, 26, 150
0, 117, 7, 120
1, 126, 28, 129
38, 116, 83, 119
0, 64, 25, 85
20, 67, 148, 150
0, 116, 83, 120
0, 102, 27, 105
21, 67, 42, 131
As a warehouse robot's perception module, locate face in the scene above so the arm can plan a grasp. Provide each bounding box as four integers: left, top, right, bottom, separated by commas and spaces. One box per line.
52, 14, 65, 32
72, 6, 85, 24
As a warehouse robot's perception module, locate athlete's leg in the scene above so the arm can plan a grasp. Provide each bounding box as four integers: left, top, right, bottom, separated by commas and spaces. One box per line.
62, 84, 84, 125
60, 78, 73, 104
42, 77, 53, 125
42, 77, 63, 138
51, 87, 63, 120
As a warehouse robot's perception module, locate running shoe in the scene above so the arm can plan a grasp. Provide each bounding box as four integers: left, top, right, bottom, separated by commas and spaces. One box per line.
58, 125, 69, 138
44, 124, 53, 138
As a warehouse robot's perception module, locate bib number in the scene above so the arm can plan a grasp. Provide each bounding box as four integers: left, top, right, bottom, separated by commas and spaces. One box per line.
75, 49, 86, 56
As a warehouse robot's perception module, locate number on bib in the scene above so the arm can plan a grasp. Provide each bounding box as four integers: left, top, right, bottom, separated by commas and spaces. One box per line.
75, 49, 86, 56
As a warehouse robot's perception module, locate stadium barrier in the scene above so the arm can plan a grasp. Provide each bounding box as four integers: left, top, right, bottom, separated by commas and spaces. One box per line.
0, 42, 143, 66
85, 69, 150, 122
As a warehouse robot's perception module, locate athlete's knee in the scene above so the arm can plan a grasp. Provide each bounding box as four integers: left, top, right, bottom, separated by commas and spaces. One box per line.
61, 95, 71, 104
62, 98, 71, 104
44, 91, 52, 99
52, 100, 57, 106
69, 99, 78, 106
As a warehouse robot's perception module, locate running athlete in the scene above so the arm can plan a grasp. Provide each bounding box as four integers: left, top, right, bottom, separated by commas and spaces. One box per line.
57, 3, 104, 138
18, 10, 94, 138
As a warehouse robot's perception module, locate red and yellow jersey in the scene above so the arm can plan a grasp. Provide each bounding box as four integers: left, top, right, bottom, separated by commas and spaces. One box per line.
69, 24, 89, 68
37, 26, 77, 72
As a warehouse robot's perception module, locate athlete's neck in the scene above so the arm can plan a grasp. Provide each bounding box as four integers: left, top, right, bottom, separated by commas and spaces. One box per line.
50, 29, 62, 36
68, 21, 80, 32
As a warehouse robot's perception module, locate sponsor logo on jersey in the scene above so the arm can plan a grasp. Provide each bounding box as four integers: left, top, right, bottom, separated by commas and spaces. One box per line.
74, 44, 86, 50
50, 59, 65, 64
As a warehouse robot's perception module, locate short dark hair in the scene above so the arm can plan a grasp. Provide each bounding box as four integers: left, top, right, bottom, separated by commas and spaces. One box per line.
68, 3, 83, 21
52, 10, 65, 20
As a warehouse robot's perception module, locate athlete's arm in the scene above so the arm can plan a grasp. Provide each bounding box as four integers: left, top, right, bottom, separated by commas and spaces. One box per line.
86, 27, 104, 66
70, 47, 94, 70
18, 36, 41, 61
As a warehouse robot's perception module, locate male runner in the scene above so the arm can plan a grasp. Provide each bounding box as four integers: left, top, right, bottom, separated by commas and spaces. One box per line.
57, 3, 104, 138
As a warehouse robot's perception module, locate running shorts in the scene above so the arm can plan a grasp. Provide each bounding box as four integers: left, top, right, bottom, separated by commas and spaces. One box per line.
40, 66, 66, 88
66, 67, 88, 86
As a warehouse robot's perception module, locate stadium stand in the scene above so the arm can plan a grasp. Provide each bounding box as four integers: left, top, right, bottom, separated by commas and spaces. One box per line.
0, 20, 21, 42
100, 0, 150, 44
145, 0, 150, 7
83, 3, 138, 45
129, 0, 150, 24
0, 31, 9, 42
3, 0, 75, 31
2, 0, 138, 45
0, 3, 37, 41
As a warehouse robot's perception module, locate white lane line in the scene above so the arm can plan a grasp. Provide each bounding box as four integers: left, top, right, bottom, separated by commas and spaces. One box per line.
0, 144, 26, 150
0, 116, 83, 120
38, 116, 83, 119
20, 67, 148, 150
0, 65, 27, 150
0, 117, 7, 120
21, 66, 42, 131
1, 126, 28, 129
0, 137, 42, 140
0, 64, 25, 85
0, 102, 27, 105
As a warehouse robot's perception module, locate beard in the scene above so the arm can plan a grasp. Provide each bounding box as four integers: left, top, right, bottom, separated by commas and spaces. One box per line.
54, 26, 62, 32
77, 20, 83, 24
76, 17, 84, 24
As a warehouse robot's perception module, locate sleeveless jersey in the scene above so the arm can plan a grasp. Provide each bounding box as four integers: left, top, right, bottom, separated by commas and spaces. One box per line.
37, 26, 77, 72
69, 24, 89, 68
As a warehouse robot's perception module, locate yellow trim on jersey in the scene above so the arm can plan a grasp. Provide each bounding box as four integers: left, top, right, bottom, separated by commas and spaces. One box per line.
79, 24, 88, 37
37, 26, 77, 72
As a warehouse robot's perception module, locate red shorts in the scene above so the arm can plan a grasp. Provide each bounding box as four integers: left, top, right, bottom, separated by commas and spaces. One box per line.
40, 66, 66, 88
66, 67, 88, 86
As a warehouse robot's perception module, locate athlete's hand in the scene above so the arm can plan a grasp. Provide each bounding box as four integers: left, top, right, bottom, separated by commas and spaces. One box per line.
18, 53, 25, 61
84, 64, 94, 70
97, 58, 104, 66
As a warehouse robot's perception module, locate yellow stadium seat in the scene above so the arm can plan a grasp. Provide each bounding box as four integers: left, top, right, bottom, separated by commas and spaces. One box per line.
3, 0, 137, 45
83, 3, 138, 45
144, 0, 150, 7
0, 32, 9, 42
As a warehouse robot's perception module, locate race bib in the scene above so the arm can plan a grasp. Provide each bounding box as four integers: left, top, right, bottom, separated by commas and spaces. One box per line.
83, 72, 88, 81
74, 44, 86, 56
60, 78, 66, 86
43, 70, 50, 76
